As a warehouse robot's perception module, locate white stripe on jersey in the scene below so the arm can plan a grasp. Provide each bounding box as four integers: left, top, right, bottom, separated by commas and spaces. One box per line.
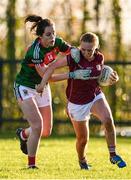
33, 42, 40, 59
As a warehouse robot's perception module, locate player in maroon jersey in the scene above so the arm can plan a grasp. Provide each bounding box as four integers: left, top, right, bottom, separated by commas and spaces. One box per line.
36, 32, 126, 169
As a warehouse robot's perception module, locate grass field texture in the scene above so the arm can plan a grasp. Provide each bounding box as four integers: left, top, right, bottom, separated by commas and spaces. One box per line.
0, 132, 130, 179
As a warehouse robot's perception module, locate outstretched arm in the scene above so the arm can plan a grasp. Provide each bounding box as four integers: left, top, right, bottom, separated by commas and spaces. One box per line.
36, 56, 68, 92
35, 64, 48, 77
49, 73, 69, 82
36, 68, 97, 93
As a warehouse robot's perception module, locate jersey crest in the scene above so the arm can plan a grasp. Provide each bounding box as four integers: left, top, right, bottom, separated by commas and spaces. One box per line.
44, 50, 57, 65
96, 64, 102, 71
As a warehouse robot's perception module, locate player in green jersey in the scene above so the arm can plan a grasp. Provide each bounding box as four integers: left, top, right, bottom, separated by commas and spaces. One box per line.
14, 14, 90, 169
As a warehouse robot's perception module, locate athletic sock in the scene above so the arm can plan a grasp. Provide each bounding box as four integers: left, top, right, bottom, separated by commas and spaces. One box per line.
108, 145, 116, 157
79, 157, 87, 163
28, 156, 36, 167
20, 129, 27, 141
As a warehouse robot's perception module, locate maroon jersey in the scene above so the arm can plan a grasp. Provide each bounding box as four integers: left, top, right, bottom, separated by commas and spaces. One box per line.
66, 51, 104, 104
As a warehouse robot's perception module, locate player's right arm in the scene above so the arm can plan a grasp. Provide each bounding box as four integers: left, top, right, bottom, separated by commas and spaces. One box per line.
35, 56, 68, 92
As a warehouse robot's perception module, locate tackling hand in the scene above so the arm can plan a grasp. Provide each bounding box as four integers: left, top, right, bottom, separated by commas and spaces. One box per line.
35, 84, 44, 94
69, 69, 93, 80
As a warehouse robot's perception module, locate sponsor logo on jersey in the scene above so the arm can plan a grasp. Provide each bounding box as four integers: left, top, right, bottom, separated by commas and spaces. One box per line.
23, 89, 28, 96
32, 59, 43, 64
96, 64, 101, 71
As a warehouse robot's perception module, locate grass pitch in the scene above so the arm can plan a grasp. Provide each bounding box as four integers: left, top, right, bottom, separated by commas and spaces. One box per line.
0, 132, 130, 179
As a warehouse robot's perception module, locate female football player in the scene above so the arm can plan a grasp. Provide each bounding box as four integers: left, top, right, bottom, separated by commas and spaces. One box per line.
36, 32, 126, 170
14, 14, 90, 169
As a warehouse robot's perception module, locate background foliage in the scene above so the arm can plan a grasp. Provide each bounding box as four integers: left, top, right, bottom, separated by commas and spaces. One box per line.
0, 0, 131, 132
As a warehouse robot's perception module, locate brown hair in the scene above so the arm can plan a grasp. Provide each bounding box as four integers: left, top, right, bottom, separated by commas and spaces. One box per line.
80, 32, 99, 48
25, 15, 54, 36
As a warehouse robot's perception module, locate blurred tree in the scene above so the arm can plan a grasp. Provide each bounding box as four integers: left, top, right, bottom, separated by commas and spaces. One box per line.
94, 0, 102, 28
112, 0, 122, 60
0, 2, 6, 58
112, 0, 129, 120
24, 0, 31, 47
111, 0, 122, 119
93, 0, 105, 49
3, 0, 17, 119
6, 0, 16, 61
61, 0, 74, 41
0, 0, 130, 125
81, 0, 90, 34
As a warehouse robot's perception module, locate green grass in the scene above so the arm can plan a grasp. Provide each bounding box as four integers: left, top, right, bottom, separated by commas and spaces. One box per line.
0, 132, 131, 179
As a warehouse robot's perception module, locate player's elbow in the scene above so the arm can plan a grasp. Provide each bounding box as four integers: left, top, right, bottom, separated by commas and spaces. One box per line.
49, 60, 58, 69
49, 75, 55, 82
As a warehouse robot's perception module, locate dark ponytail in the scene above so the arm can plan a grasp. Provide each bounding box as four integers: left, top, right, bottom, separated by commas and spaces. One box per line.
25, 14, 54, 36
25, 15, 42, 23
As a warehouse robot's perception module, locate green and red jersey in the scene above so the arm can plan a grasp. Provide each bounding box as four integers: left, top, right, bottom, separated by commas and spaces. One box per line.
15, 37, 70, 89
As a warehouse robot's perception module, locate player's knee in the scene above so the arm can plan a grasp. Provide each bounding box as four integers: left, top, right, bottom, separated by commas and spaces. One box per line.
31, 123, 43, 136
78, 137, 87, 147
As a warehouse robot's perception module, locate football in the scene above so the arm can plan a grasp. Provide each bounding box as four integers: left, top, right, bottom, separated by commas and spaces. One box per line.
98, 65, 113, 86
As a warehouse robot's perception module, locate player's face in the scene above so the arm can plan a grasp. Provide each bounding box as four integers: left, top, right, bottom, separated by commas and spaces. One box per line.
80, 41, 96, 61
41, 25, 56, 47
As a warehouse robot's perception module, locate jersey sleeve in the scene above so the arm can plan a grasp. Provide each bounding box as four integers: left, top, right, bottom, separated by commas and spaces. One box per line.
24, 41, 43, 67
96, 51, 104, 67
99, 53, 104, 70
66, 54, 76, 69
101, 53, 104, 65
55, 37, 71, 54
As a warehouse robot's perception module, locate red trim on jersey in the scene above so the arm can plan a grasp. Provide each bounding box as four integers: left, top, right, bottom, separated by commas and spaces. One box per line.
28, 63, 35, 67
60, 47, 71, 55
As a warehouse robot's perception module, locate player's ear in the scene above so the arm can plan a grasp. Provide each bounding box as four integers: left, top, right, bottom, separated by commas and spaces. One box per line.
97, 44, 100, 49
95, 48, 99, 53
95, 44, 100, 53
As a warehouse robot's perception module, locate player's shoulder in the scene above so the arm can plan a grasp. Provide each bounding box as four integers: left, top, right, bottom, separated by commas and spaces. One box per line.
55, 36, 70, 53
55, 36, 69, 46
95, 50, 104, 62
24, 38, 40, 59
96, 51, 104, 58
55, 36, 64, 44
27, 38, 39, 51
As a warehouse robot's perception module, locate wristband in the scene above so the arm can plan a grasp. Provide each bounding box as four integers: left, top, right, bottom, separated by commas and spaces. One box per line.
69, 72, 75, 79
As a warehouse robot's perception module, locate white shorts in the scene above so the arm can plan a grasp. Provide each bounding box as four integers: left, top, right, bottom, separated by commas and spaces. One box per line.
67, 92, 105, 121
14, 83, 52, 107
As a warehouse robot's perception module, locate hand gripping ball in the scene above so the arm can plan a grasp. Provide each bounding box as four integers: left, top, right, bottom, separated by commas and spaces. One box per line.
98, 65, 113, 86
